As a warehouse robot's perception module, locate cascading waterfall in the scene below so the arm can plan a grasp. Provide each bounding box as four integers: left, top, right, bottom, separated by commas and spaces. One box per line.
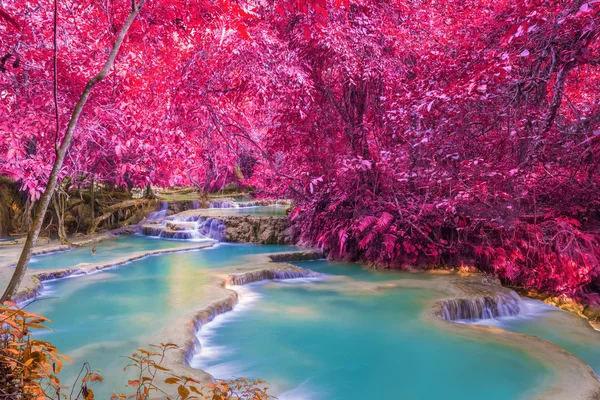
209, 199, 237, 208
439, 291, 523, 321
140, 213, 226, 241
197, 217, 226, 241
146, 201, 169, 221
225, 267, 321, 286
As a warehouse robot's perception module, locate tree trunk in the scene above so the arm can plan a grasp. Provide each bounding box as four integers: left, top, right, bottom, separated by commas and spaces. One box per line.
52, 193, 69, 245
1, 0, 148, 302
21, 199, 33, 233
88, 178, 96, 234
544, 61, 575, 134
144, 183, 156, 199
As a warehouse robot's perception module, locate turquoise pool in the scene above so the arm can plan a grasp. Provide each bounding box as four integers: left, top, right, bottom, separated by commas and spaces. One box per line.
190, 260, 551, 400
26, 235, 199, 269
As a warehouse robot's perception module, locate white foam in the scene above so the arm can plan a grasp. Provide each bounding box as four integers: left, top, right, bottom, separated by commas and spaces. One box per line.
459, 299, 557, 327
204, 360, 255, 378
190, 285, 262, 370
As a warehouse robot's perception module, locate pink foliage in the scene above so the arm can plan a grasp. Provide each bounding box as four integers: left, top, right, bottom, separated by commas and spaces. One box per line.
1, 0, 600, 298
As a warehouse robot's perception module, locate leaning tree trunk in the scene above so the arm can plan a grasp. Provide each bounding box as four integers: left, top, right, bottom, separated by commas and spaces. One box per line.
1, 0, 148, 302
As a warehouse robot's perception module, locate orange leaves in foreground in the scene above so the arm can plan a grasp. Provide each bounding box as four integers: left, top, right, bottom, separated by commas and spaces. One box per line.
111, 343, 274, 400
0, 301, 69, 398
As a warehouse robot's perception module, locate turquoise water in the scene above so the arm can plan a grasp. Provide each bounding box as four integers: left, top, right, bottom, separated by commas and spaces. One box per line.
191, 260, 551, 400
470, 300, 600, 375
27, 235, 198, 269
23, 245, 599, 400
26, 243, 298, 396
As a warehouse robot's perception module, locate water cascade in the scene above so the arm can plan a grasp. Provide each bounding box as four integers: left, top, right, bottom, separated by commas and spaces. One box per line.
439, 291, 523, 321
188, 261, 559, 400
209, 199, 236, 208
145, 201, 168, 221
225, 267, 321, 286
140, 215, 225, 241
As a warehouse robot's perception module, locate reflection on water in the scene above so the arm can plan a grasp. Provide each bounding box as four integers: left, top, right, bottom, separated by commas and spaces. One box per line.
191, 261, 551, 400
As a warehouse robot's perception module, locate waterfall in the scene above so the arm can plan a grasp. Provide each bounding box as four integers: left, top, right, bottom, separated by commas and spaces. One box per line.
439, 291, 523, 322
225, 267, 320, 286
146, 201, 169, 221
197, 217, 226, 241
140, 214, 226, 241
209, 199, 237, 209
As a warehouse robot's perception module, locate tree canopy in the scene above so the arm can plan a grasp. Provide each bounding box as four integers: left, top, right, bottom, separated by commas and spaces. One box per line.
1, 0, 600, 298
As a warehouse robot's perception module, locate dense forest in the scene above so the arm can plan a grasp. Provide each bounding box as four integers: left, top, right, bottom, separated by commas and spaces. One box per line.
4, 0, 597, 302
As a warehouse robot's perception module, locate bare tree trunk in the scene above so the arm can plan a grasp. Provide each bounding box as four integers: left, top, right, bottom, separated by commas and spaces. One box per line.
52, 192, 69, 245
144, 183, 156, 199
543, 62, 575, 134
1, 0, 148, 302
88, 178, 95, 234
21, 199, 33, 233
90, 179, 95, 219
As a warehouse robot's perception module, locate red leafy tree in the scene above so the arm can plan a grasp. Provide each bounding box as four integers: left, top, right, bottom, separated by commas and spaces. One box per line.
1, 0, 600, 302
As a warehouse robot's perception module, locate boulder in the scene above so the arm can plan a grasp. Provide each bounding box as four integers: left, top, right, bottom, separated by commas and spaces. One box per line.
224, 216, 292, 244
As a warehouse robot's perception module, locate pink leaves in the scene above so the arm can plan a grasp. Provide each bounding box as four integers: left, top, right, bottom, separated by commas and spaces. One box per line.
382, 233, 396, 256
358, 216, 377, 232
303, 24, 311, 41
578, 1, 600, 14
0, 9, 20, 31
375, 212, 393, 231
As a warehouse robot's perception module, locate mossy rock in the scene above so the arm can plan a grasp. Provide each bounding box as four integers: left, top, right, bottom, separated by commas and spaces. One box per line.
583, 304, 600, 323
